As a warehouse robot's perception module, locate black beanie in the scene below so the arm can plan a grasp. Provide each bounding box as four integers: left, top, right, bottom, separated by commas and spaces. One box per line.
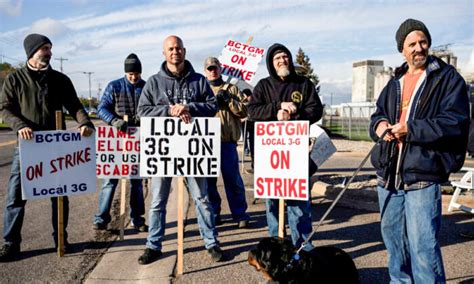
23, 33, 52, 59
124, 53, 142, 73
395, 19, 431, 52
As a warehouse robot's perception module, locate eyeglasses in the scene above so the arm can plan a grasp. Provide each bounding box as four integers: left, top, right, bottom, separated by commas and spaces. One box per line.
207, 66, 218, 71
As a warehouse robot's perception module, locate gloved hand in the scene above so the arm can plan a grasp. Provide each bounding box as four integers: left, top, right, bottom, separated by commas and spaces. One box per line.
216, 89, 230, 106
112, 118, 128, 132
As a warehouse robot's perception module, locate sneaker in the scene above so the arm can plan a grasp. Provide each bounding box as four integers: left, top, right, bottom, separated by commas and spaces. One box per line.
0, 244, 20, 262
133, 224, 149, 232
138, 248, 162, 265
93, 223, 107, 231
238, 220, 249, 229
207, 246, 224, 262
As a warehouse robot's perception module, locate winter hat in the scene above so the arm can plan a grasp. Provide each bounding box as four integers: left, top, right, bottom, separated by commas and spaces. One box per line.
124, 53, 142, 73
395, 19, 431, 52
23, 33, 52, 59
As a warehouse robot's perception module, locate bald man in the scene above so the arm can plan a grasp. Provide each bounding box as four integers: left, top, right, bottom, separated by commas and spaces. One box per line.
137, 35, 222, 264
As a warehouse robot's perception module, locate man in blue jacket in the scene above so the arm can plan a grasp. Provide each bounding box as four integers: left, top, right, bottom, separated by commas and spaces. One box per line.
370, 19, 469, 283
137, 35, 222, 265
92, 53, 148, 232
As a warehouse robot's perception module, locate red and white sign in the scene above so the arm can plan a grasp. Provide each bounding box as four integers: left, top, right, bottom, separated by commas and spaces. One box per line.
19, 130, 96, 200
254, 121, 309, 200
95, 126, 140, 178
218, 39, 265, 83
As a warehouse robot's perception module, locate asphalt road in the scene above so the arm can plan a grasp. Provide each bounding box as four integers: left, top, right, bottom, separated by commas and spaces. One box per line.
0, 119, 119, 283
0, 124, 473, 283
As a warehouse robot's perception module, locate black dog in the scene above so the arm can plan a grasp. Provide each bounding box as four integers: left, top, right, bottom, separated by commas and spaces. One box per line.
248, 237, 359, 284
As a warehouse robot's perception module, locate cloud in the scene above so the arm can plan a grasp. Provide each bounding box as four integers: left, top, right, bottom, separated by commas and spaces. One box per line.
0, 0, 22, 17
29, 18, 71, 38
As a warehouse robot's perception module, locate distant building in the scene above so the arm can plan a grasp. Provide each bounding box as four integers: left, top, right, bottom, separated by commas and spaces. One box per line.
430, 48, 457, 69
352, 60, 384, 102
374, 67, 394, 101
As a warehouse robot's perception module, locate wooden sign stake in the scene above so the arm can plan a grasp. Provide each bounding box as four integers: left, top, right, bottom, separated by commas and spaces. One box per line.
55, 111, 65, 257
119, 115, 129, 240
177, 177, 185, 275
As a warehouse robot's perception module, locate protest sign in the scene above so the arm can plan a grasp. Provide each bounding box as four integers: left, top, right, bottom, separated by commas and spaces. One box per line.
309, 123, 337, 167
19, 130, 96, 200
140, 117, 220, 177
218, 39, 265, 83
96, 126, 140, 178
254, 121, 309, 201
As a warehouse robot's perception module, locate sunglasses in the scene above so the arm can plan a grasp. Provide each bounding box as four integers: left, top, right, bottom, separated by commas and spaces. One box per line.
207, 66, 218, 71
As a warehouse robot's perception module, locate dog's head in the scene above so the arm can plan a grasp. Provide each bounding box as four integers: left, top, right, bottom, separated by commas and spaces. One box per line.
248, 237, 296, 281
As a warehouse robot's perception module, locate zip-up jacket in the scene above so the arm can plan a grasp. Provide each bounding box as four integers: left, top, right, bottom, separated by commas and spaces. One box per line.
98, 76, 145, 126
209, 80, 247, 142
248, 43, 323, 124
137, 60, 217, 118
0, 65, 93, 133
370, 56, 469, 187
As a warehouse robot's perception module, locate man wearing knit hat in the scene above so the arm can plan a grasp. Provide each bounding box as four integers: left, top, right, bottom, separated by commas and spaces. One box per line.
92, 53, 148, 232
0, 33, 95, 261
370, 19, 469, 282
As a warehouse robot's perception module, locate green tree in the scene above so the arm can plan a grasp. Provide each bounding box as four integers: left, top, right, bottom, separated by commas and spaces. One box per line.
295, 48, 320, 93
0, 62, 18, 89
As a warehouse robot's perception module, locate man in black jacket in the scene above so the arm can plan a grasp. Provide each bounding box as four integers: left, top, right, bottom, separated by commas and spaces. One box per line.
370, 19, 469, 283
0, 33, 94, 261
248, 43, 322, 250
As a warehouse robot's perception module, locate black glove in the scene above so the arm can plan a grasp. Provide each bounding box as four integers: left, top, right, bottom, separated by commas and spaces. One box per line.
111, 118, 128, 132
216, 89, 230, 106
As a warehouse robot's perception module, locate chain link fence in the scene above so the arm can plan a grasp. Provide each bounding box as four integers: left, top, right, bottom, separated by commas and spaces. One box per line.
322, 103, 376, 141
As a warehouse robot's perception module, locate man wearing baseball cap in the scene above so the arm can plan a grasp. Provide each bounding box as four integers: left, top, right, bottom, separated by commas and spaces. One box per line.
0, 33, 95, 261
203, 57, 250, 228
370, 19, 469, 282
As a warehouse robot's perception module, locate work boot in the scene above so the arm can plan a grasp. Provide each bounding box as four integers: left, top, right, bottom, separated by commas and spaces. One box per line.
0, 244, 20, 262
131, 222, 149, 232
93, 222, 107, 231
138, 248, 162, 265
207, 246, 224, 262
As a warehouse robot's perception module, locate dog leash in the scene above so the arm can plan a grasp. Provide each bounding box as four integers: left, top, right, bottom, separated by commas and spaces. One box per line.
286, 129, 391, 270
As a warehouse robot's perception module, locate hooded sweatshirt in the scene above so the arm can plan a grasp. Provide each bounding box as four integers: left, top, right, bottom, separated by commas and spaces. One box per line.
247, 43, 323, 124
137, 60, 218, 118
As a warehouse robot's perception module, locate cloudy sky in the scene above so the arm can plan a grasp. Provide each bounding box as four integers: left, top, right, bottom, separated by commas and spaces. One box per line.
0, 0, 472, 104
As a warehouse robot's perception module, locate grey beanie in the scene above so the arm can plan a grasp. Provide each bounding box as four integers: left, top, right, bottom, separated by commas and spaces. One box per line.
23, 33, 52, 59
396, 19, 431, 52
124, 53, 142, 73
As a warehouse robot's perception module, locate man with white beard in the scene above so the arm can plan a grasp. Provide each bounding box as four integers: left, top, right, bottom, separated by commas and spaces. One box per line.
248, 43, 323, 250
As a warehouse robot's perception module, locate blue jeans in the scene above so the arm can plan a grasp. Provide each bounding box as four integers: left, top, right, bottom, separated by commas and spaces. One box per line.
207, 142, 250, 222
377, 184, 446, 283
146, 177, 218, 251
266, 199, 314, 251
93, 178, 145, 226
265, 158, 318, 251
3, 147, 69, 246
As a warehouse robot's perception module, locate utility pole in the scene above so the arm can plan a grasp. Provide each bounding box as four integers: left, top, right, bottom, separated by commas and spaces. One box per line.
55, 57, 68, 73
83, 72, 94, 111
97, 82, 102, 103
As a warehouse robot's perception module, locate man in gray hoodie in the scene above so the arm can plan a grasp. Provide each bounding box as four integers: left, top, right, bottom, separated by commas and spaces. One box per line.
137, 35, 222, 264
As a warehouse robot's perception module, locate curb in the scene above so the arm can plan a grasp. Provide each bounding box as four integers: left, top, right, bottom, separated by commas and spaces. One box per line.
312, 181, 380, 212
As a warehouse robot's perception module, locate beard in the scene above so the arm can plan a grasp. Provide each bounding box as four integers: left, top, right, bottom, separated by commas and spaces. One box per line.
411, 51, 428, 68
36, 55, 51, 67
276, 66, 290, 77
